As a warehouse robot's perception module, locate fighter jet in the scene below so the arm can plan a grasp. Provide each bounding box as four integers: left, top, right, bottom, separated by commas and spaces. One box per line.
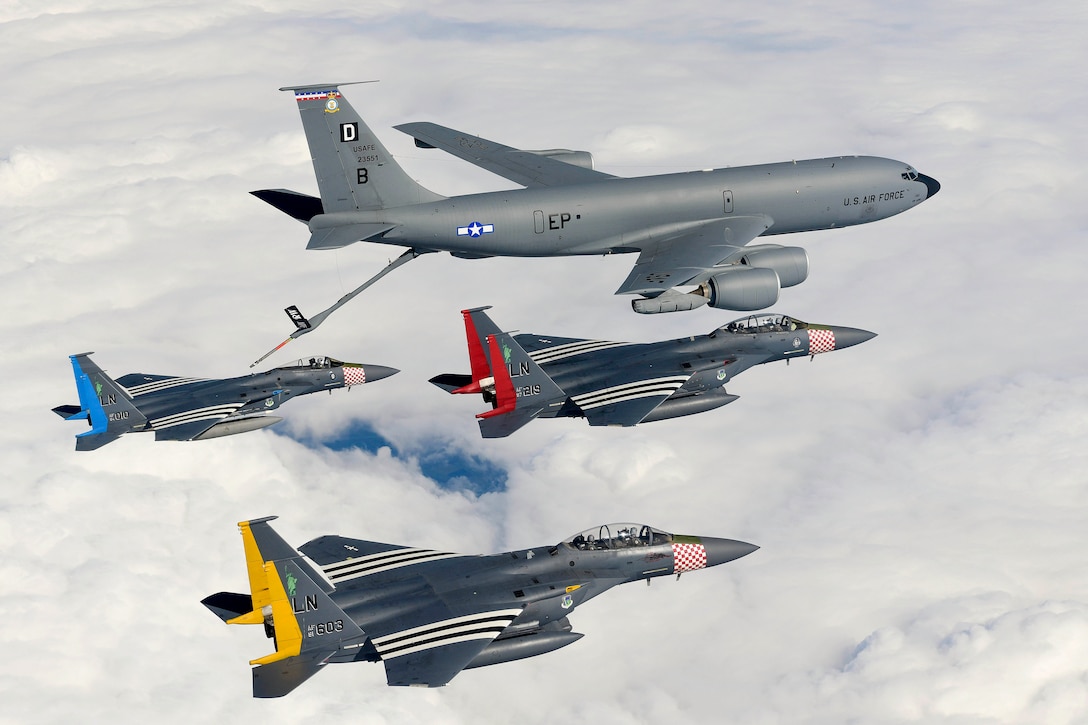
202, 515, 757, 696
431, 306, 875, 437
53, 353, 398, 451
254, 82, 938, 341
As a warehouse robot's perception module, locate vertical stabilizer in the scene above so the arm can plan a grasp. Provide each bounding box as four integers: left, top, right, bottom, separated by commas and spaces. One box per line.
210, 517, 366, 698
57, 353, 148, 451
450, 306, 501, 395
476, 331, 567, 438
281, 82, 443, 212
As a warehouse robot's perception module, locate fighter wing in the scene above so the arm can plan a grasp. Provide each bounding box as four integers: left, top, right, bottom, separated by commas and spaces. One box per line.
376, 606, 522, 687
511, 334, 678, 426
394, 122, 615, 188
570, 368, 692, 427
299, 536, 519, 687
514, 333, 632, 364
299, 535, 464, 581
149, 403, 248, 441
615, 215, 773, 295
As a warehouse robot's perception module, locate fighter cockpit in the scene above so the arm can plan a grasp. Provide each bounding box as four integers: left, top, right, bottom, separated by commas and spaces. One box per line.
278, 356, 344, 370
564, 523, 673, 551
718, 313, 804, 335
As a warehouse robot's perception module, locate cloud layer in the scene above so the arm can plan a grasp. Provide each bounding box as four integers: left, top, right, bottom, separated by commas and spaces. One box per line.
2, 2, 1086, 723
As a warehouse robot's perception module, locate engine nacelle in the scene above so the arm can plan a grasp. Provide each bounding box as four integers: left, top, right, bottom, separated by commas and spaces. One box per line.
631, 289, 710, 314
193, 415, 282, 440
524, 149, 594, 170
703, 267, 780, 311
466, 629, 583, 669
641, 389, 740, 423
740, 245, 809, 288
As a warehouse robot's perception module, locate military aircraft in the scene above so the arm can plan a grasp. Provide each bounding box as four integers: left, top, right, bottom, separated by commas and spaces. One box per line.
252, 81, 937, 352
202, 515, 757, 696
53, 353, 397, 451
430, 306, 875, 437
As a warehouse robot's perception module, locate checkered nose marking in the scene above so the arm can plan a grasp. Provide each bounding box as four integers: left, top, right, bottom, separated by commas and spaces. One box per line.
672, 542, 707, 573
808, 329, 836, 355
343, 367, 367, 387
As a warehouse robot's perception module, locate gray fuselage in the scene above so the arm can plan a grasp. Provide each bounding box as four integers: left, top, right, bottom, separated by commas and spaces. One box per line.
314, 156, 928, 257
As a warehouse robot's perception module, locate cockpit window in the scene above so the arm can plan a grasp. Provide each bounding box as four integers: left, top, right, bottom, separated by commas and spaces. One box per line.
278, 356, 342, 370
720, 314, 803, 335
901, 169, 919, 181
564, 523, 673, 550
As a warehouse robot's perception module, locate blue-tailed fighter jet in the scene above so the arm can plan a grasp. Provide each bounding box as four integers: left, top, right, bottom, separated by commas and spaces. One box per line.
54, 353, 397, 450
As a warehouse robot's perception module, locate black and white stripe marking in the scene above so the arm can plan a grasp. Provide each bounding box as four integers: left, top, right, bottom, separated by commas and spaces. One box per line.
124, 377, 207, 397
372, 609, 522, 659
572, 375, 690, 410
149, 403, 245, 429
320, 548, 463, 584
528, 340, 632, 365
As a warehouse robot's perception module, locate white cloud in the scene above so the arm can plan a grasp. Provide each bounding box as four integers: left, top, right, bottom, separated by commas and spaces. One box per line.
1, 2, 1086, 723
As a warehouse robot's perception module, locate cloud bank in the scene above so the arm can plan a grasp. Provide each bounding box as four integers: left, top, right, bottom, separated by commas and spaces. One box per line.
1, 2, 1086, 723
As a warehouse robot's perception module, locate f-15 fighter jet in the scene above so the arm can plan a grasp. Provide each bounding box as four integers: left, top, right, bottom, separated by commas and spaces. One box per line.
251, 82, 938, 350
431, 306, 875, 437
53, 353, 397, 450
202, 516, 757, 696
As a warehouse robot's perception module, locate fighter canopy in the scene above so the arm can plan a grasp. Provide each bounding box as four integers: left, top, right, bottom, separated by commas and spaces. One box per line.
566, 523, 673, 550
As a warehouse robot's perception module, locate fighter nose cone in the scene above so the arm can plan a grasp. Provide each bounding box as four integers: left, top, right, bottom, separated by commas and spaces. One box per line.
702, 537, 760, 567
918, 173, 941, 199
832, 327, 877, 350
361, 364, 400, 382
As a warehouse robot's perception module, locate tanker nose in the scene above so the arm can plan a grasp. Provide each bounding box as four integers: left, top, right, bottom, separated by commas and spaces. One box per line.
831, 327, 877, 350
701, 537, 760, 567
361, 364, 400, 383
918, 173, 941, 199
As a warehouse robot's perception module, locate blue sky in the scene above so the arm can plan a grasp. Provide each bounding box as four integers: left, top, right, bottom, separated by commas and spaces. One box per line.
304, 422, 508, 495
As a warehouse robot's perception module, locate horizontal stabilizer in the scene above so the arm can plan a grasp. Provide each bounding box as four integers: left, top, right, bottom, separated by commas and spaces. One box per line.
253, 652, 333, 698
62, 353, 148, 451
202, 592, 254, 623
477, 331, 567, 438
52, 404, 82, 419
211, 518, 365, 698
429, 373, 473, 393
250, 189, 324, 222
306, 222, 397, 250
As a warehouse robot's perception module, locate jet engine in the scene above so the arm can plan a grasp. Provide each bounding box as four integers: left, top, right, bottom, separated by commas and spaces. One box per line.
466, 620, 583, 669
739, 245, 809, 288
700, 267, 780, 311
193, 415, 283, 440
631, 289, 710, 314
641, 389, 739, 422
630, 244, 808, 314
